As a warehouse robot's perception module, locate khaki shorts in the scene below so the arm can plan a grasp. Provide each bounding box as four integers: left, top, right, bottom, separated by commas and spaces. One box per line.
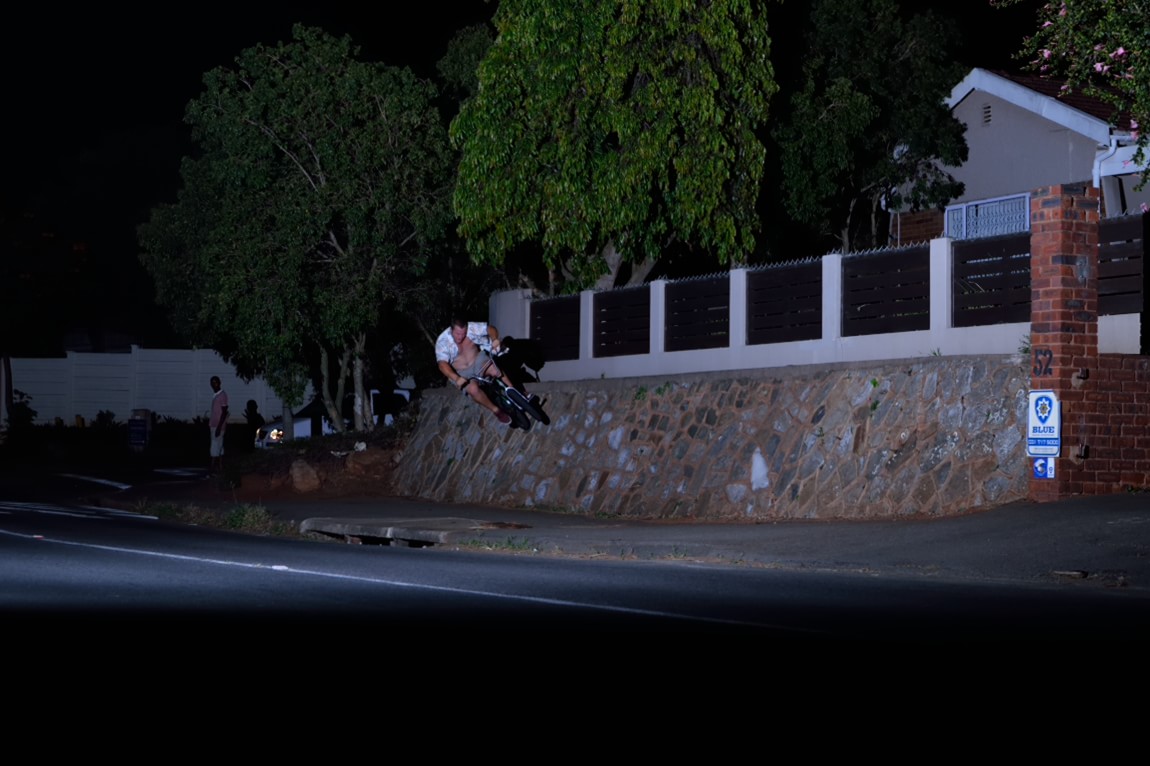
454, 352, 499, 381
210, 428, 225, 457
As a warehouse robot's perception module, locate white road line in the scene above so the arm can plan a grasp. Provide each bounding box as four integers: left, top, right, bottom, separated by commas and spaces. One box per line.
0, 527, 795, 631
57, 473, 132, 490
153, 468, 203, 478
0, 502, 156, 521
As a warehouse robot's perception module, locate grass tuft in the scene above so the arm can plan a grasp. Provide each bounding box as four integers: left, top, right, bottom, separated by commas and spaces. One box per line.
139, 500, 299, 538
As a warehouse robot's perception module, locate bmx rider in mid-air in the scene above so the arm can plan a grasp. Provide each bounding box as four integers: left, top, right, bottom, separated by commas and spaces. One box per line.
435, 317, 528, 425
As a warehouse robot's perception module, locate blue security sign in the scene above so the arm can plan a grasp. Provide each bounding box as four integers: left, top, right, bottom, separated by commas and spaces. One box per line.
1027, 390, 1061, 457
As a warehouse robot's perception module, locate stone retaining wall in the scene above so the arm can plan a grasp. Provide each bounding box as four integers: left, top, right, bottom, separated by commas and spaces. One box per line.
393, 356, 1032, 520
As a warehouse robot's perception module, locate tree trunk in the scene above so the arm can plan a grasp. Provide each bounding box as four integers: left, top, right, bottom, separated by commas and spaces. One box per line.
351, 333, 371, 432
869, 192, 881, 249
626, 255, 657, 287
592, 240, 625, 291
840, 197, 858, 253
589, 239, 658, 290
318, 346, 350, 433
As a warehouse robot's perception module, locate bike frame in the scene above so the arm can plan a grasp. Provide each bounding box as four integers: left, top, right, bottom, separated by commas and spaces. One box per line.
469, 349, 549, 429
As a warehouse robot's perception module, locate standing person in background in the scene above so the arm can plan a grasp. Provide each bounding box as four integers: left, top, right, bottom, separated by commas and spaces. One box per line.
209, 375, 229, 473
243, 399, 265, 453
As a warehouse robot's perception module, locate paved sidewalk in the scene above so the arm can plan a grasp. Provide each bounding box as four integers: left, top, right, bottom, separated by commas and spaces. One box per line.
97, 477, 1150, 592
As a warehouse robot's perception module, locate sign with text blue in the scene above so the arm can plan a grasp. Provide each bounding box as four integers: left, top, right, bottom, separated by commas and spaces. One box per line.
1027, 390, 1061, 457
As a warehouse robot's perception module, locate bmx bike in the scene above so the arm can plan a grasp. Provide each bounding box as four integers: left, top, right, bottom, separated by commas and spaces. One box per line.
471, 350, 550, 431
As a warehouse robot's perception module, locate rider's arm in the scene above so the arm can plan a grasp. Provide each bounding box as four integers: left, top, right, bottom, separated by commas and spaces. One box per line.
435, 328, 467, 388
438, 360, 467, 389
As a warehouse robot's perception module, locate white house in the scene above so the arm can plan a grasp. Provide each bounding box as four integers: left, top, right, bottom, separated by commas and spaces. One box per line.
894, 67, 1148, 245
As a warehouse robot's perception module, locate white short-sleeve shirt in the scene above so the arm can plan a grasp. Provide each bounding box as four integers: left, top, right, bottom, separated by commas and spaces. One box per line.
434, 322, 489, 364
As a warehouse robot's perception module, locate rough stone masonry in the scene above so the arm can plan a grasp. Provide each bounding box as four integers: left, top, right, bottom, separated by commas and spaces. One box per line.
393, 356, 1032, 520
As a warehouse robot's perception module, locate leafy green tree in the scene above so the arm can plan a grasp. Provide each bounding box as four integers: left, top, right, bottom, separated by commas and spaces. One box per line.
997, 0, 1148, 189
772, 0, 968, 253
437, 23, 494, 108
451, 0, 777, 292
139, 25, 454, 430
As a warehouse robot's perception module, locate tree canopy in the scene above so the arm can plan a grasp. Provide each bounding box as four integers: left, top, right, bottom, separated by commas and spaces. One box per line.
138, 24, 453, 428
451, 0, 777, 292
772, 0, 968, 253
998, 0, 1149, 190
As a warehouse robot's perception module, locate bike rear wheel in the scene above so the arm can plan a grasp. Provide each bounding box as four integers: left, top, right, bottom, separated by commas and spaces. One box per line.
507, 388, 550, 425
507, 403, 532, 431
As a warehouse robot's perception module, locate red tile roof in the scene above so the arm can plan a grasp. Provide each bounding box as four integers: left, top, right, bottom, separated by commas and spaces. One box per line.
988, 69, 1135, 131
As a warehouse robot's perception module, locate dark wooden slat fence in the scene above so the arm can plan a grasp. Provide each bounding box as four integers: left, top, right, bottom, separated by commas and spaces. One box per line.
665, 276, 729, 351
593, 286, 650, 357
1098, 213, 1146, 317
952, 232, 1031, 327
520, 214, 1145, 362
746, 261, 822, 345
530, 295, 581, 362
842, 245, 930, 336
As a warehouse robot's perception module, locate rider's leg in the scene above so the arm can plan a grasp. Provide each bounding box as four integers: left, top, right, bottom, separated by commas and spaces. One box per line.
483, 359, 529, 396
463, 380, 503, 416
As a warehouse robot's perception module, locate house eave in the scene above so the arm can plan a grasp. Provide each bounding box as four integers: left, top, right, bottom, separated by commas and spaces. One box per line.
948, 67, 1115, 145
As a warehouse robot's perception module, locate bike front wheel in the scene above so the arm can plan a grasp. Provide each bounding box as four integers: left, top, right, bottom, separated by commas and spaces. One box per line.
495, 391, 532, 430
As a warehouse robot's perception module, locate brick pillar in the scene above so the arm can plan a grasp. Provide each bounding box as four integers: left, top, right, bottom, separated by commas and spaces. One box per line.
1028, 183, 1100, 502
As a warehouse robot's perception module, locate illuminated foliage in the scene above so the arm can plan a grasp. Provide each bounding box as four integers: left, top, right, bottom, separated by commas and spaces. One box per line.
997, 0, 1148, 188
772, 0, 968, 253
451, 0, 777, 290
139, 25, 453, 426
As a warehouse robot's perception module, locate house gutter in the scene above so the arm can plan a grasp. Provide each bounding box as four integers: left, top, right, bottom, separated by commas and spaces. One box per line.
1093, 136, 1120, 188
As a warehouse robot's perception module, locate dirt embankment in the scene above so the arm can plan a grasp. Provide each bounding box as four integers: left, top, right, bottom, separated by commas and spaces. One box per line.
227, 445, 403, 504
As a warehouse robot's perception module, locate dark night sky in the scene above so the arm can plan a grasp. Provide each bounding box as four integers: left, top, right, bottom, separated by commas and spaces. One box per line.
3, 3, 496, 349
2, 1, 1040, 350
6, 3, 496, 223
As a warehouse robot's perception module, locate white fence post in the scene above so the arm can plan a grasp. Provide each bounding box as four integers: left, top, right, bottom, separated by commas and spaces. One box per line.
650, 279, 666, 354
580, 290, 595, 361
930, 237, 954, 339
822, 253, 843, 344
729, 269, 747, 349
489, 288, 532, 340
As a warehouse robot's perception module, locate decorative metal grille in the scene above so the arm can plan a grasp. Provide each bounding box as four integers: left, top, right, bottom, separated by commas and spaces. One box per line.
945, 193, 1030, 240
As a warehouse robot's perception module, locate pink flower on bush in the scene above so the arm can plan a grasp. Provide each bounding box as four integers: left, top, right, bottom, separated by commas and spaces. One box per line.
1110, 47, 1127, 58
1042, 49, 1053, 59
1142, 202, 1150, 214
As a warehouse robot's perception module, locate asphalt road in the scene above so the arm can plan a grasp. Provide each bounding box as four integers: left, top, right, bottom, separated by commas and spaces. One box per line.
4, 493, 1150, 640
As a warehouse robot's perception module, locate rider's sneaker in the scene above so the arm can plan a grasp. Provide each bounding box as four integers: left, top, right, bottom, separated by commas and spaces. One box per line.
494, 410, 511, 425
